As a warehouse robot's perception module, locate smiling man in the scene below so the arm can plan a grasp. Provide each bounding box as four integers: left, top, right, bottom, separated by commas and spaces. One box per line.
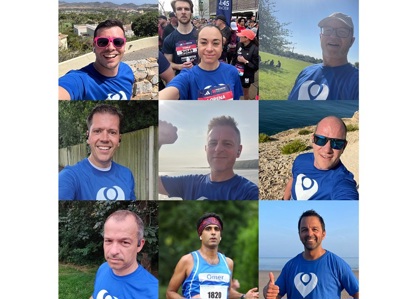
59, 104, 136, 200
59, 19, 135, 100
158, 116, 258, 200
91, 210, 158, 299
288, 12, 358, 100
283, 116, 358, 200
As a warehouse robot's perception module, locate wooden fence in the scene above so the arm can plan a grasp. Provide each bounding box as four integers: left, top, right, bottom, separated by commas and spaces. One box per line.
59, 126, 158, 200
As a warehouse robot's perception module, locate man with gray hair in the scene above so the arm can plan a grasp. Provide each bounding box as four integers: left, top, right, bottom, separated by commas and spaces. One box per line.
288, 12, 358, 100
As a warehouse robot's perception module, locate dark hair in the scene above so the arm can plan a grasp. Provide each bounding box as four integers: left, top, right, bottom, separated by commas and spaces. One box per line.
86, 104, 123, 131
171, 0, 194, 13
105, 210, 144, 240
94, 19, 125, 39
196, 212, 224, 231
198, 24, 223, 41
298, 210, 326, 232
208, 115, 241, 144
238, 17, 246, 23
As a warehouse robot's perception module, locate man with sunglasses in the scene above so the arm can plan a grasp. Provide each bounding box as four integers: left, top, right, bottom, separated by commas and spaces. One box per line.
283, 116, 358, 200
288, 12, 358, 100
59, 19, 134, 100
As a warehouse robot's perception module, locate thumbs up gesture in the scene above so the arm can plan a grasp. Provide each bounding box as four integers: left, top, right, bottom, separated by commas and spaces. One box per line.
263, 272, 279, 299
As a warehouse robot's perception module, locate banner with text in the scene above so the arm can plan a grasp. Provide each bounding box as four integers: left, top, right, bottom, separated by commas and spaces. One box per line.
216, 0, 232, 24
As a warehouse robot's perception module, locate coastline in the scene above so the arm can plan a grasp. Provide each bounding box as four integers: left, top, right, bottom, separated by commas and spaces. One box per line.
258, 111, 359, 200
258, 270, 359, 299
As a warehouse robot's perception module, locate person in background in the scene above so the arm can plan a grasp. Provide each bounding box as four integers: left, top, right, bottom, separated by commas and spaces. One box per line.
59, 104, 136, 200
237, 17, 246, 33
59, 19, 134, 100
263, 209, 359, 298
159, 25, 243, 100
232, 29, 259, 100
158, 116, 258, 200
288, 12, 358, 100
283, 115, 358, 200
159, 50, 175, 91
91, 210, 158, 299
166, 212, 259, 298
227, 21, 239, 64
162, 12, 178, 47
158, 15, 168, 52
214, 14, 232, 62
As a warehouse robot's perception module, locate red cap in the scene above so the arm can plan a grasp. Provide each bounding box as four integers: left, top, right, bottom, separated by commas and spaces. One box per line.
237, 29, 256, 40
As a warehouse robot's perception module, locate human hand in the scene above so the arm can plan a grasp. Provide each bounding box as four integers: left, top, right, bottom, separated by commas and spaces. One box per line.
232, 278, 240, 290
181, 61, 193, 69
265, 272, 279, 299
245, 287, 259, 298
159, 120, 178, 146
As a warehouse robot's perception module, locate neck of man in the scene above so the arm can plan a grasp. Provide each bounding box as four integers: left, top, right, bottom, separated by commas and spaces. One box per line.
112, 261, 139, 276
177, 22, 194, 34
200, 246, 219, 264
209, 169, 235, 182
322, 55, 348, 67
93, 62, 119, 77
303, 247, 326, 260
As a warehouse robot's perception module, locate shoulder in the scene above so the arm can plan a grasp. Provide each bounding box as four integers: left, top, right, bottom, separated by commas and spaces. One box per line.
111, 161, 133, 173
177, 253, 195, 268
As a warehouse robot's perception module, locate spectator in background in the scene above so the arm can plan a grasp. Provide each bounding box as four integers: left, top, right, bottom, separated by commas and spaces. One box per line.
288, 12, 358, 100
59, 19, 134, 100
159, 50, 175, 91
227, 21, 239, 64
237, 17, 246, 33
214, 15, 232, 62
158, 15, 168, 52
162, 12, 178, 46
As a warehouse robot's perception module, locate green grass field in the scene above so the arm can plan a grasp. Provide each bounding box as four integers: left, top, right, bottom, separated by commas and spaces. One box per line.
259, 52, 312, 100
59, 263, 98, 299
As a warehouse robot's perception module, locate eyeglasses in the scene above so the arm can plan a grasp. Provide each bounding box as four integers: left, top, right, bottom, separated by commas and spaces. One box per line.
313, 134, 347, 150
94, 36, 126, 48
320, 27, 351, 38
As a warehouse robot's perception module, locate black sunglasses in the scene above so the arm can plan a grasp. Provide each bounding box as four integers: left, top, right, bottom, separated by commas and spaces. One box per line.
313, 134, 346, 150
94, 36, 126, 48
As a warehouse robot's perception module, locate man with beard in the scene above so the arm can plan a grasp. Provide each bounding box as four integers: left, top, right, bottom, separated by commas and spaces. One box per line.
91, 210, 158, 299
162, 0, 199, 75
59, 19, 134, 100
283, 116, 358, 200
166, 212, 259, 299
263, 210, 359, 299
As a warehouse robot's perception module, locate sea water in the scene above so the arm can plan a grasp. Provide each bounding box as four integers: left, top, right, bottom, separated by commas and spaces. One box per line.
259, 256, 359, 271
259, 101, 359, 135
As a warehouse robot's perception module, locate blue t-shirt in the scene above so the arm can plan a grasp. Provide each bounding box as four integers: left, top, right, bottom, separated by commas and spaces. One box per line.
288, 63, 358, 100
59, 158, 136, 200
161, 173, 258, 200
182, 251, 231, 299
166, 63, 243, 100
59, 62, 134, 100
290, 153, 358, 200
92, 262, 158, 299
276, 251, 359, 299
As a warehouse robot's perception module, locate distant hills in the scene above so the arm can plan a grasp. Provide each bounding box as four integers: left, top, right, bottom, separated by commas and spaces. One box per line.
59, 1, 157, 10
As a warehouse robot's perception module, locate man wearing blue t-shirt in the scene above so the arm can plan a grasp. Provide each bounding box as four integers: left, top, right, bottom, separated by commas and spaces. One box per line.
263, 209, 359, 299
59, 19, 134, 100
283, 115, 358, 200
59, 104, 136, 200
158, 116, 258, 200
288, 12, 358, 100
91, 210, 158, 299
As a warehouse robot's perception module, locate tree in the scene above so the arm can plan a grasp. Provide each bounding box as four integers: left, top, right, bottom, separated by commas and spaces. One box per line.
131, 11, 158, 38
259, 0, 292, 55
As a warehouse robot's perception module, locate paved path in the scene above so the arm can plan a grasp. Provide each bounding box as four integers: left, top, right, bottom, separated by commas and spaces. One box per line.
123, 46, 157, 62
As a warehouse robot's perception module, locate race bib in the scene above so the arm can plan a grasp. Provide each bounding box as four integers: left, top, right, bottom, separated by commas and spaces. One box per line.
176, 40, 198, 63
235, 63, 244, 76
198, 84, 234, 101
199, 285, 228, 299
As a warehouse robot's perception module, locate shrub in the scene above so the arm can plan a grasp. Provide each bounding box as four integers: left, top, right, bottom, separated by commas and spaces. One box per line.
281, 139, 308, 154
259, 133, 271, 143
346, 124, 359, 132
298, 129, 311, 135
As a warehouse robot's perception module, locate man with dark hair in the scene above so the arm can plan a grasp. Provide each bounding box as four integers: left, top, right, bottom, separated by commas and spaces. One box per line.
215, 14, 231, 62
162, 12, 178, 46
263, 209, 359, 299
59, 104, 136, 200
91, 210, 158, 298
158, 116, 258, 200
166, 212, 259, 299
59, 19, 134, 100
283, 115, 358, 200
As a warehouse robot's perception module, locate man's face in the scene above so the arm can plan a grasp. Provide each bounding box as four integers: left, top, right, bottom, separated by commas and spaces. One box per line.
87, 112, 121, 168
206, 125, 241, 174
93, 26, 126, 75
198, 26, 223, 64
299, 216, 326, 251
312, 117, 346, 170
103, 215, 143, 276
200, 224, 221, 249
174, 1, 191, 25
158, 18, 167, 26
320, 19, 354, 60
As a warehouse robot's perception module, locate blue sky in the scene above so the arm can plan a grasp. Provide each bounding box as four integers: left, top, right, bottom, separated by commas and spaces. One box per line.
259, 201, 359, 260
159, 101, 259, 170
60, 0, 158, 5
271, 0, 359, 63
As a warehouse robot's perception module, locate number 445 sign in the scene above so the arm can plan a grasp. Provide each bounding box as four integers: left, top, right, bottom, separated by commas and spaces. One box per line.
218, 0, 230, 8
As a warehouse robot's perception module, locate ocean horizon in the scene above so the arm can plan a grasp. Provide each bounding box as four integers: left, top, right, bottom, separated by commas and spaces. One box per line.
259, 256, 359, 271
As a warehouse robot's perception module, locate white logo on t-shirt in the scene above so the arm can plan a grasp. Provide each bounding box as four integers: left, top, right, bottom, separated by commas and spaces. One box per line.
295, 174, 318, 200
294, 272, 318, 297
96, 186, 126, 200
297, 80, 329, 100
96, 289, 118, 299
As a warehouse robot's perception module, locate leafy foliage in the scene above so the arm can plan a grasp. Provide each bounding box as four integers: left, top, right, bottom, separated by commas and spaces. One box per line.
298, 129, 311, 135
346, 124, 359, 132
259, 133, 271, 143
131, 11, 158, 38
281, 139, 308, 154
58, 101, 158, 148
59, 201, 158, 272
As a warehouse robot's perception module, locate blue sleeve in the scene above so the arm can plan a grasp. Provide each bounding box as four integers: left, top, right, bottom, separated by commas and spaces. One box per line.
332, 176, 359, 200
59, 168, 76, 200
59, 72, 85, 100
167, 70, 192, 100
